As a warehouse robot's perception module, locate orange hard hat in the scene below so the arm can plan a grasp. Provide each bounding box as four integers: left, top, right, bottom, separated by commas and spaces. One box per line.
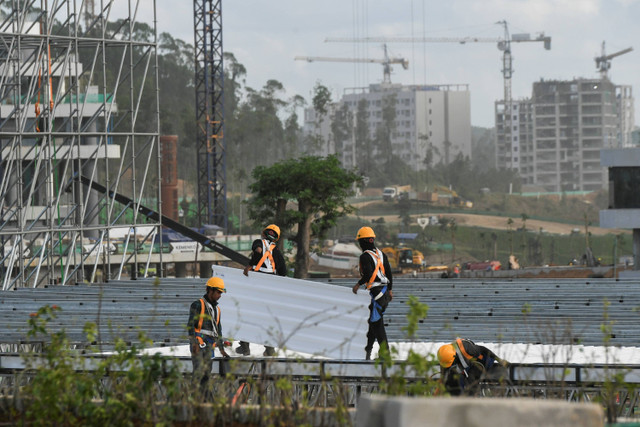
206, 277, 226, 293
356, 226, 375, 240
437, 344, 456, 368
264, 224, 280, 242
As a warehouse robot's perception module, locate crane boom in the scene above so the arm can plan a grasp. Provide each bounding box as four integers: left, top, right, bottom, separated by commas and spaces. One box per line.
595, 41, 633, 79
325, 34, 551, 48
294, 44, 408, 84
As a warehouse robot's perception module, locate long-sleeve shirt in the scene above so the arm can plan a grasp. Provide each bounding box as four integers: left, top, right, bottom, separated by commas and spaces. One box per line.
187, 293, 224, 348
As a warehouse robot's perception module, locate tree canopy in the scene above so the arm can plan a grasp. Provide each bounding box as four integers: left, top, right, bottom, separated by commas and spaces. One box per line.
246, 156, 362, 278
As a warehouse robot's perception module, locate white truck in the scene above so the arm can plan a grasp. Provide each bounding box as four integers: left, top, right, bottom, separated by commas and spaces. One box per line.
382, 185, 412, 201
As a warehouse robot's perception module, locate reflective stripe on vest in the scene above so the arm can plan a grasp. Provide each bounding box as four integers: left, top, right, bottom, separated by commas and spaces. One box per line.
365, 249, 388, 289
194, 298, 220, 345
253, 239, 277, 274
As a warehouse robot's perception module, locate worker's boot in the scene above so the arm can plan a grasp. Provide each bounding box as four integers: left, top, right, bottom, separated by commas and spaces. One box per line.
263, 346, 276, 357
365, 350, 371, 361
235, 341, 250, 356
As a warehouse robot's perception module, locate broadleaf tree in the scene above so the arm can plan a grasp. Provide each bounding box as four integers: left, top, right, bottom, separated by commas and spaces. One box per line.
247, 156, 362, 278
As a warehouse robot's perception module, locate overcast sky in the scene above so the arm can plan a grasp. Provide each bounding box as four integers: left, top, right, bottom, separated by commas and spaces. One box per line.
136, 0, 639, 128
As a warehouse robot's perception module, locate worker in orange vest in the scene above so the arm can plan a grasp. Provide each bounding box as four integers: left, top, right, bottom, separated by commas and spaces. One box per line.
437, 338, 508, 395
352, 226, 393, 360
238, 224, 287, 356
188, 277, 230, 396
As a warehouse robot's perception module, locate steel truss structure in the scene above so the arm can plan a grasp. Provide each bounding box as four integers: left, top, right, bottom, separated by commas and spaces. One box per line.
0, 0, 161, 288
0, 355, 639, 418
193, 0, 226, 230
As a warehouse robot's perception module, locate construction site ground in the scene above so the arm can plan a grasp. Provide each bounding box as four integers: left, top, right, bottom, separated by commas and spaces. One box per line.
357, 211, 625, 237
313, 208, 631, 279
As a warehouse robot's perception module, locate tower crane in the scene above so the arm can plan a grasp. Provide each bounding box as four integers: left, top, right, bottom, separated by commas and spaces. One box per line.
595, 41, 632, 80
325, 21, 551, 171
295, 45, 408, 84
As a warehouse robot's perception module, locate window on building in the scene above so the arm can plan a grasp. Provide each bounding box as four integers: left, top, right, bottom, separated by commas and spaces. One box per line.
610, 167, 640, 208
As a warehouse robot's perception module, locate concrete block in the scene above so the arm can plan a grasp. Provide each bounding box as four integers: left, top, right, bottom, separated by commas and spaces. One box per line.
356, 395, 604, 427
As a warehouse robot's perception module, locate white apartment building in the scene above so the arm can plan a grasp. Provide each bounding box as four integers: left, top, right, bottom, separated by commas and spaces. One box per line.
495, 78, 635, 192
303, 82, 471, 171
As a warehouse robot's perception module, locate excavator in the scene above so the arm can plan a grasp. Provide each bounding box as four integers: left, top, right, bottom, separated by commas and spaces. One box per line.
382, 246, 425, 274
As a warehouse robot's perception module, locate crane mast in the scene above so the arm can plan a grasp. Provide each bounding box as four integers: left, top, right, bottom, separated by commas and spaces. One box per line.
193, 0, 227, 230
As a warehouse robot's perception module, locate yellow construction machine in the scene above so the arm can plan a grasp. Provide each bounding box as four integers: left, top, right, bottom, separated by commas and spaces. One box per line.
382, 246, 425, 273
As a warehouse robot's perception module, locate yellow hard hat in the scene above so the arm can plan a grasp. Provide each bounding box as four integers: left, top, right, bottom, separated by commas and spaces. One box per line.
356, 226, 375, 240
206, 277, 226, 293
264, 224, 280, 242
437, 344, 456, 368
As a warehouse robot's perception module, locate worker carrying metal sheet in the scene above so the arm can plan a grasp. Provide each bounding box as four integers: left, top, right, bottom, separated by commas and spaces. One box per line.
437, 338, 509, 396
239, 224, 287, 356
352, 226, 393, 360
187, 276, 230, 398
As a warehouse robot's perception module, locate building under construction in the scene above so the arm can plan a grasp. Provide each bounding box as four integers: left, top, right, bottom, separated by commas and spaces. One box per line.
0, 1, 162, 288
495, 78, 634, 192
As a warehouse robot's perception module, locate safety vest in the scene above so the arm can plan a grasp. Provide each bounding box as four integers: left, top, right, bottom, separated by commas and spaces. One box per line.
194, 298, 221, 347
364, 249, 389, 289
252, 239, 277, 274
452, 338, 485, 370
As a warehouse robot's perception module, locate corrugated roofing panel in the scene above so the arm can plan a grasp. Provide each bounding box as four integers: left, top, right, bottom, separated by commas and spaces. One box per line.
211, 266, 369, 359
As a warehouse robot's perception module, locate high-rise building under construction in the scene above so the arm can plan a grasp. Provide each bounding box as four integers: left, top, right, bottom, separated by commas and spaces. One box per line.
495, 78, 635, 192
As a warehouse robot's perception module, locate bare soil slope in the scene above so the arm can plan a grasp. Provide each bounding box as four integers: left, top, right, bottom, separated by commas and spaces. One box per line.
358, 212, 626, 236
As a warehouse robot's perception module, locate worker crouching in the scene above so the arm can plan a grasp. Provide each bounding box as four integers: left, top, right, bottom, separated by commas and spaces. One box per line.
437, 338, 509, 396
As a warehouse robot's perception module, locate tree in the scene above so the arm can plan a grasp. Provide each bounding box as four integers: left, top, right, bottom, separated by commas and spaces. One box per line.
247, 156, 362, 278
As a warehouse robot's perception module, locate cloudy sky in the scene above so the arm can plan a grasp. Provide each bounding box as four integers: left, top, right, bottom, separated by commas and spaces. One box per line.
131, 0, 639, 128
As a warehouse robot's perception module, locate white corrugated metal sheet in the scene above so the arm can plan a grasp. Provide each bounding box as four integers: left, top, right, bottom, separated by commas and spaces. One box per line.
211, 265, 369, 359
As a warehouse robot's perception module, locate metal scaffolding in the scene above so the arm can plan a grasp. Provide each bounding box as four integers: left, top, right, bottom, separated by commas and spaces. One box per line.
0, 0, 161, 288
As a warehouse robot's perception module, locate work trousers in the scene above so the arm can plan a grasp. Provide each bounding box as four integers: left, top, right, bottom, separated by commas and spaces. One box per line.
365, 317, 388, 355
365, 287, 390, 355
191, 341, 215, 399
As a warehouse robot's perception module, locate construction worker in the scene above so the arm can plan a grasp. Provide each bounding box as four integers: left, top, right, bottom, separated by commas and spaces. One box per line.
187, 276, 230, 396
238, 224, 286, 356
437, 338, 508, 396
352, 226, 393, 360
451, 263, 460, 278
